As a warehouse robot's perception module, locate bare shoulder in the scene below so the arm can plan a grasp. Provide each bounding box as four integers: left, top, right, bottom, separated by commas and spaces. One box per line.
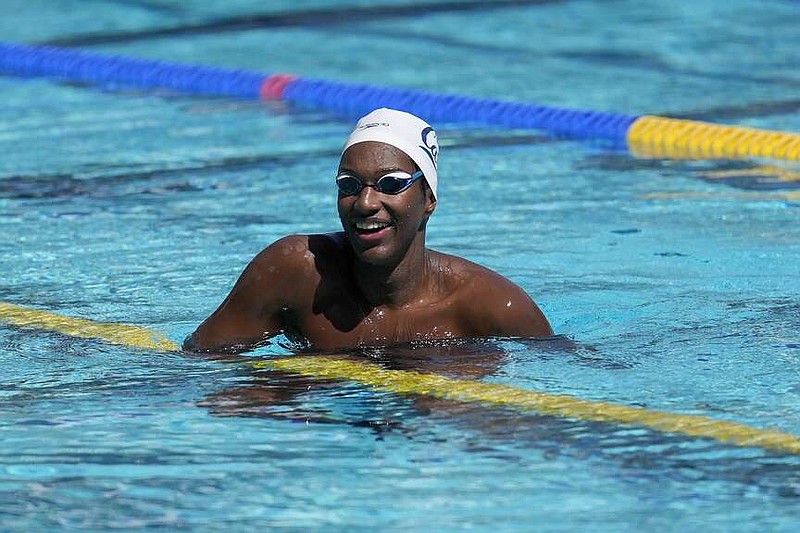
431, 251, 525, 298
183, 233, 346, 353
249, 233, 347, 284
183, 234, 321, 353
431, 251, 553, 338
252, 234, 312, 270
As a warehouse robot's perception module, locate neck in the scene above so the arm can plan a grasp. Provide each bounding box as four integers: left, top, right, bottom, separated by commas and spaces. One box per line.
352, 233, 431, 308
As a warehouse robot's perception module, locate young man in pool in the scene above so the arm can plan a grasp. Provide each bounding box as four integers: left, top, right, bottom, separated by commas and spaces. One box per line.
184, 108, 552, 353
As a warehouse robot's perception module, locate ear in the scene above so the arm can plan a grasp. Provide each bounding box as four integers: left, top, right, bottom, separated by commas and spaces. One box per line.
422, 182, 437, 217
417, 184, 437, 232
424, 190, 437, 216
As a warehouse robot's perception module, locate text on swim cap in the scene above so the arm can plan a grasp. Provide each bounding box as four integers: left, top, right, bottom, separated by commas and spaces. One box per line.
356, 122, 390, 130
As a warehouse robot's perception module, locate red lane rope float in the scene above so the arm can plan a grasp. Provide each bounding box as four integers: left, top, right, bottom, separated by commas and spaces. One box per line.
260, 74, 297, 100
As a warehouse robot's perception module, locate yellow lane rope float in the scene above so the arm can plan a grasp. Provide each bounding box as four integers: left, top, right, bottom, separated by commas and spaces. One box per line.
627, 116, 800, 162
2, 301, 800, 455
0, 301, 176, 351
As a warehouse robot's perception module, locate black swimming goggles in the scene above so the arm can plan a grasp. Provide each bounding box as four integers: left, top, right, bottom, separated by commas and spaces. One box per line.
336, 170, 424, 196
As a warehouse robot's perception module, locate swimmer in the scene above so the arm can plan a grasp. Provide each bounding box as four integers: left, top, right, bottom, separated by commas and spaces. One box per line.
184, 108, 552, 353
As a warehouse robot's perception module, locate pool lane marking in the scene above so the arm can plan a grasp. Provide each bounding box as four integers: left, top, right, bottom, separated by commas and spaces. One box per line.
3, 301, 800, 455
0, 301, 176, 351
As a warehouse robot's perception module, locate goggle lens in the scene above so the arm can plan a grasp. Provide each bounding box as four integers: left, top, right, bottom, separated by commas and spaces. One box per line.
336, 170, 423, 196
336, 175, 363, 196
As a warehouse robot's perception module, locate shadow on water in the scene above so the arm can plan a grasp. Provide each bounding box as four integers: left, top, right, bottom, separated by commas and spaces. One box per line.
0, 149, 339, 200
0, 129, 553, 201
3, 324, 799, 500
43, 1, 568, 47
194, 337, 800, 499
196, 336, 576, 422
37, 3, 800, 92
578, 153, 800, 193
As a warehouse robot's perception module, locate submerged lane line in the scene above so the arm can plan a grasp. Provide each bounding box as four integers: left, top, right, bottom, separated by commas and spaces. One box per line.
3, 301, 800, 455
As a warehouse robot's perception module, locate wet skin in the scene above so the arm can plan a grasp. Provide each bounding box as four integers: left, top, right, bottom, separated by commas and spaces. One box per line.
184, 141, 552, 354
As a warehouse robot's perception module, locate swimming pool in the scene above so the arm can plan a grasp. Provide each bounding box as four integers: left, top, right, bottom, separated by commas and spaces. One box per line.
2, 0, 800, 530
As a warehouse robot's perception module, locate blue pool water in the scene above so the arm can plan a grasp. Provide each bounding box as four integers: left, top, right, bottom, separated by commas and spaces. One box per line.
2, 1, 800, 530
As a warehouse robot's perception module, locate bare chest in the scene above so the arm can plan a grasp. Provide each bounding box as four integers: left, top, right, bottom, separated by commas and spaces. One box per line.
294, 301, 466, 350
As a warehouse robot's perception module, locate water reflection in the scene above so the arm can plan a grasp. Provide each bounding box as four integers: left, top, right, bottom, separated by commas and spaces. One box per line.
193, 336, 800, 499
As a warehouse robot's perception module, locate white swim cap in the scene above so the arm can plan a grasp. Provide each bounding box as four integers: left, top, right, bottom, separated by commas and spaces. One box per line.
342, 108, 439, 198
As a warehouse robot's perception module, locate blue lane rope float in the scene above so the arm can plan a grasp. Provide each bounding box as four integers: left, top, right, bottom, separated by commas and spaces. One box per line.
0, 42, 267, 98
0, 42, 635, 140
3, 42, 798, 161
2, 301, 800, 455
278, 77, 638, 140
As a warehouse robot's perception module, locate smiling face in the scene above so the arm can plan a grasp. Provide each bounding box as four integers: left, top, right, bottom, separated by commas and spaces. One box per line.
337, 141, 436, 267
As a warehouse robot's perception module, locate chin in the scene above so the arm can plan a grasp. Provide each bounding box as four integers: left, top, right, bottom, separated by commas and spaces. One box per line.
352, 246, 397, 267
347, 239, 397, 267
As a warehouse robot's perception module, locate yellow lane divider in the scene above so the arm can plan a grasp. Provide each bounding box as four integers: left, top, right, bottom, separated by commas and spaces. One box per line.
628, 116, 800, 162
3, 301, 800, 455
260, 357, 800, 454
0, 301, 177, 351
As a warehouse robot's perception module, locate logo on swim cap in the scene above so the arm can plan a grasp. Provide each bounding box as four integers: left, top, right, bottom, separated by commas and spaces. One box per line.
357, 121, 390, 131
419, 127, 438, 170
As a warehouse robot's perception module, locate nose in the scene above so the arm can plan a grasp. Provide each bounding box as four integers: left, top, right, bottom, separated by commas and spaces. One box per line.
352, 184, 381, 214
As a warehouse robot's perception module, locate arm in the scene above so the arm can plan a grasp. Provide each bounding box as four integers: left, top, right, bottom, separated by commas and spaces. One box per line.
183, 235, 310, 353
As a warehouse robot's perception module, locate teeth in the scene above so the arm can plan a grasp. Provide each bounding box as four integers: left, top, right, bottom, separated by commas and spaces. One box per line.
355, 220, 390, 230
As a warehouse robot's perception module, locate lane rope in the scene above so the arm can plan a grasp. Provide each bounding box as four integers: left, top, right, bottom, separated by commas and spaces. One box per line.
2, 301, 800, 455
0, 301, 176, 351
628, 116, 800, 162
262, 357, 800, 454
1, 42, 799, 162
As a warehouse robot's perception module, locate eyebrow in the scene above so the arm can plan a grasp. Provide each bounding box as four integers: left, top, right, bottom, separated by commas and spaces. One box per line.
337, 166, 409, 176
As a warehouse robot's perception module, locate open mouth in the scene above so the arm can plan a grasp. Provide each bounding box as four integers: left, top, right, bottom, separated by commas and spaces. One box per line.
354, 220, 392, 235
